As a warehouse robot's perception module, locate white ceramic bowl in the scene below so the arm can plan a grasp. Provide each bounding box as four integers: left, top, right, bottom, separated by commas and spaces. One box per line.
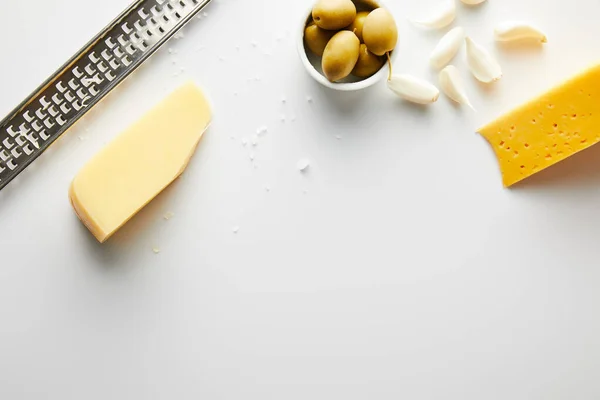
297, 0, 394, 92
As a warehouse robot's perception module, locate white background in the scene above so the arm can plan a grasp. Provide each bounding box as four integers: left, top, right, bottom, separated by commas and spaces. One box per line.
1, 0, 600, 398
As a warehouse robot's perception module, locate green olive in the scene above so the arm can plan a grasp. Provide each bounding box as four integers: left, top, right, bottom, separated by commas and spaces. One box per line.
322, 31, 360, 82
312, 0, 357, 31
346, 11, 370, 42
362, 8, 398, 56
304, 23, 337, 56
352, 44, 385, 78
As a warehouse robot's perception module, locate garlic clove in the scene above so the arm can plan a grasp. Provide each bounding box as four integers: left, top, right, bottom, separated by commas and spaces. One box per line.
430, 27, 465, 70
460, 0, 486, 5
410, 1, 456, 30
494, 21, 547, 43
387, 74, 440, 105
439, 65, 474, 109
465, 37, 502, 83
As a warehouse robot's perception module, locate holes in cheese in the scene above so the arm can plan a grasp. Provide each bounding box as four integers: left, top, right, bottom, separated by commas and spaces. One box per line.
69, 82, 212, 243
478, 65, 600, 187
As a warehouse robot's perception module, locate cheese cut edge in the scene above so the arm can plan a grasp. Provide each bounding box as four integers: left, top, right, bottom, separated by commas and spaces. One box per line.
69, 82, 212, 243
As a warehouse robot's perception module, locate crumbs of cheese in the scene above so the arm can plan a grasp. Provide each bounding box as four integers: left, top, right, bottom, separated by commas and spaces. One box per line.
478, 64, 600, 187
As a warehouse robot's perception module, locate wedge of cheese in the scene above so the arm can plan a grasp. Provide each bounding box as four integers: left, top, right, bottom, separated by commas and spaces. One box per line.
479, 64, 600, 187
69, 82, 212, 243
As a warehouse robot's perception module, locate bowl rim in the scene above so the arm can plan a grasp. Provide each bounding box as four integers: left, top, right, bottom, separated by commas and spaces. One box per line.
297, 0, 393, 92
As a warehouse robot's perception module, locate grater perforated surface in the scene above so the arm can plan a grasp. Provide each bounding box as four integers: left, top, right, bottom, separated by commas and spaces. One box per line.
0, 0, 212, 190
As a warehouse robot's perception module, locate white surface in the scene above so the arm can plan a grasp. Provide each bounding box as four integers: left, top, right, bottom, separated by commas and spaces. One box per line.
1, 0, 600, 398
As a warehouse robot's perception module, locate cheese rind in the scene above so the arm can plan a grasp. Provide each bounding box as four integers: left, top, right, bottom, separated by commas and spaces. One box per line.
69, 82, 212, 243
478, 65, 600, 187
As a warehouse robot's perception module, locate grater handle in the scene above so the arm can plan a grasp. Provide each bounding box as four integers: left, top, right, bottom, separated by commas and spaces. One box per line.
0, 0, 212, 191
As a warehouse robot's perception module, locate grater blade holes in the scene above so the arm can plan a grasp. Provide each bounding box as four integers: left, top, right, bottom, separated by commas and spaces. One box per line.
101, 49, 113, 61
39, 130, 50, 141
10, 147, 22, 159
51, 93, 63, 105
73, 66, 83, 78
56, 115, 67, 126
59, 103, 72, 114
48, 106, 59, 118
64, 91, 75, 102
68, 78, 80, 90
43, 118, 55, 129
39, 96, 51, 109
88, 52, 100, 63
84, 64, 96, 75
121, 22, 132, 34
97, 61, 108, 73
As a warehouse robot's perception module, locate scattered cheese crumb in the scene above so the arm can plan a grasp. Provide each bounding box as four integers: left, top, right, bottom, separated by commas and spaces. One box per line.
265, 185, 271, 192
251, 135, 258, 146
280, 115, 286, 122
256, 126, 268, 136
164, 212, 174, 220
152, 246, 161, 254
232, 226, 239, 234
250, 153, 255, 161
202, 11, 208, 17
297, 159, 310, 172
174, 31, 185, 40
241, 138, 248, 146
251, 41, 258, 47
335, 135, 342, 140
307, 96, 313, 103
281, 97, 287, 104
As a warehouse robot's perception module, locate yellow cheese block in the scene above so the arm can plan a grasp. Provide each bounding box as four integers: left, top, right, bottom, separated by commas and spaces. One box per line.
479, 64, 600, 187
69, 82, 212, 243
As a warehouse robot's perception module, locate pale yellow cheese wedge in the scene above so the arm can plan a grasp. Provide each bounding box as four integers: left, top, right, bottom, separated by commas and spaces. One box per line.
69, 82, 212, 243
479, 64, 600, 187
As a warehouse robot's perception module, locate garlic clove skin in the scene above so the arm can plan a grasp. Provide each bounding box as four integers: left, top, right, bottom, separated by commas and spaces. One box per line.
410, 1, 456, 30
465, 37, 502, 83
430, 27, 465, 70
387, 74, 440, 105
494, 21, 547, 43
439, 65, 474, 109
460, 0, 486, 5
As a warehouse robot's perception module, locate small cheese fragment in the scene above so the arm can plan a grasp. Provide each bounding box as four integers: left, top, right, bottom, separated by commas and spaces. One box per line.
69, 82, 212, 243
479, 65, 600, 187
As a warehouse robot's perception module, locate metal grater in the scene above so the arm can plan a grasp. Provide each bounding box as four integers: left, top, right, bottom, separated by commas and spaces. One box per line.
0, 0, 212, 191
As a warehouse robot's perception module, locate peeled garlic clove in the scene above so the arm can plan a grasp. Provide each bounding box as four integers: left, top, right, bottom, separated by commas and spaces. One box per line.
430, 27, 465, 70
439, 65, 474, 109
410, 1, 456, 30
460, 0, 486, 4
387, 74, 440, 105
465, 37, 502, 83
494, 21, 547, 43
